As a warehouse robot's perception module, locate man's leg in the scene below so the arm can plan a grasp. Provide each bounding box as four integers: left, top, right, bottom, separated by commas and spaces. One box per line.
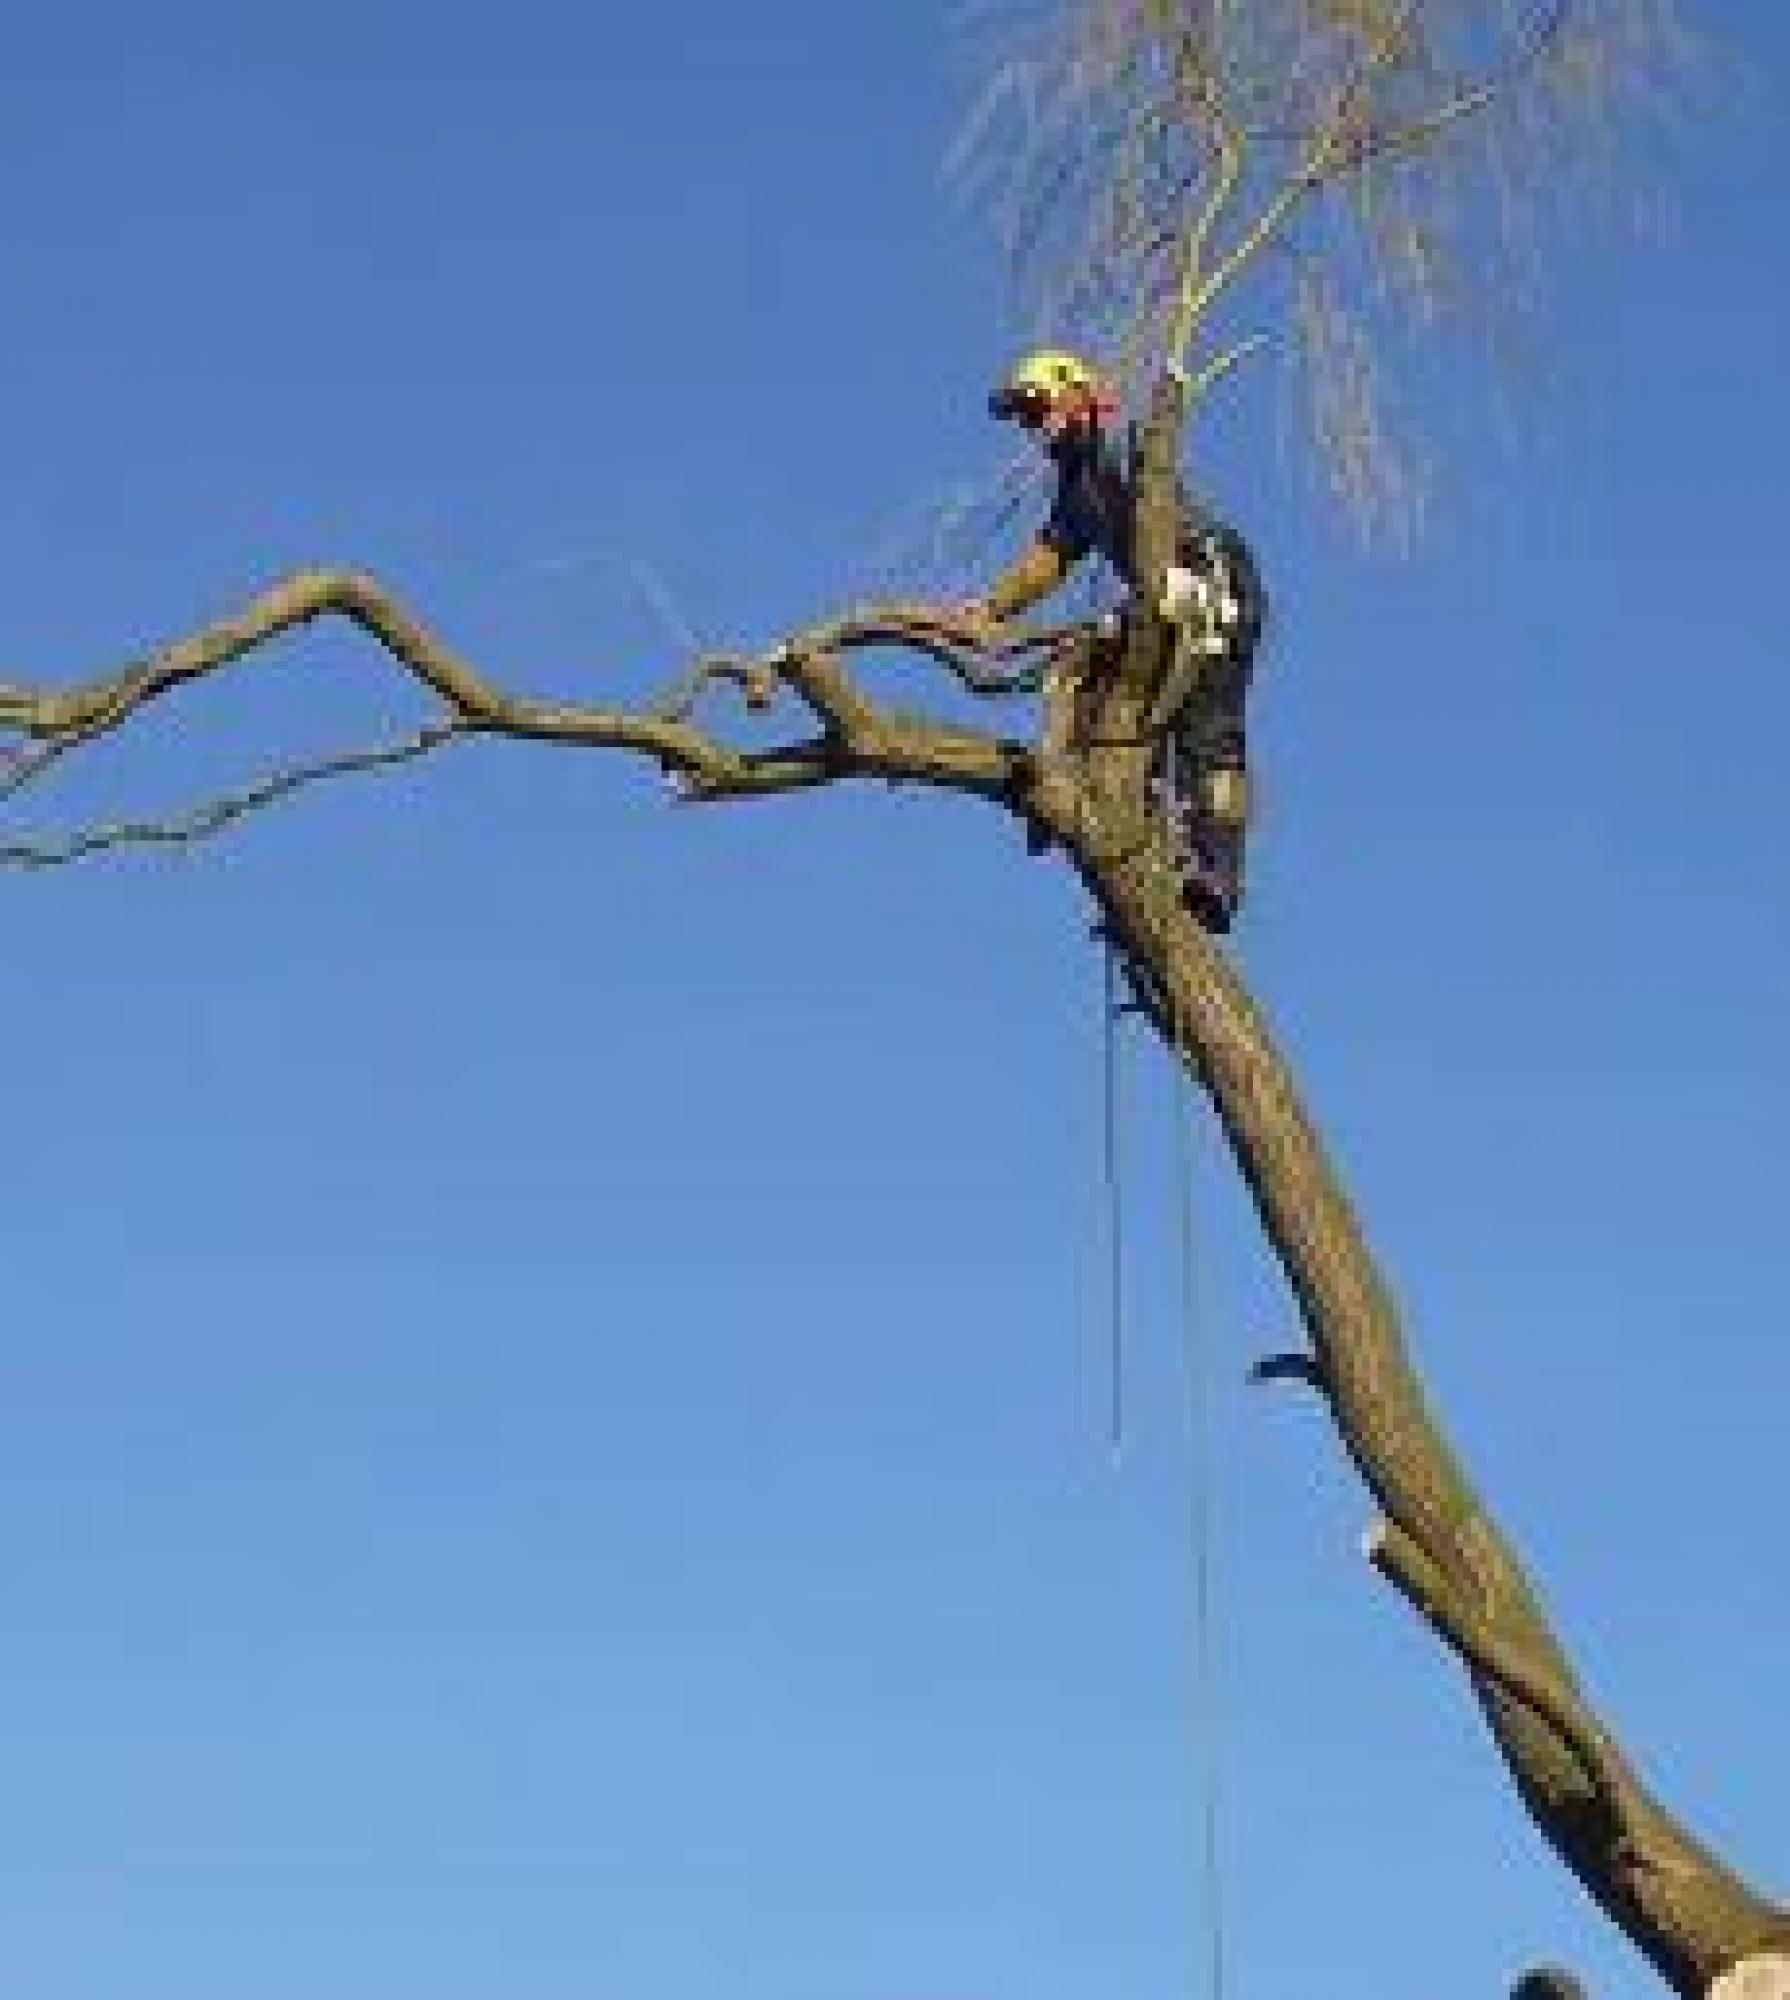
1148, 725, 1243, 935
1185, 761, 1247, 933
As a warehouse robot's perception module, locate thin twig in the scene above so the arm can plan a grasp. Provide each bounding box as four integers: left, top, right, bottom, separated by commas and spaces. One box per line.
0, 721, 469, 868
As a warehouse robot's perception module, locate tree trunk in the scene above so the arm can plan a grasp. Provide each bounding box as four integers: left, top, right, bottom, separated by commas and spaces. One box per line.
1017, 634, 1790, 1999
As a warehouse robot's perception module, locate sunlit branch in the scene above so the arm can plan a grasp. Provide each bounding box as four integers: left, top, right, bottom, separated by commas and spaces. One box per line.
0, 574, 1075, 870
1164, 113, 1338, 373
1184, 330, 1272, 406
653, 653, 785, 724
1163, 26, 1252, 370
0, 721, 470, 868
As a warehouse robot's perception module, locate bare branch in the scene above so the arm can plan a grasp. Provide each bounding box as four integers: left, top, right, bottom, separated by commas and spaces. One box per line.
0, 573, 1066, 869
671, 739, 849, 806
799, 603, 1099, 692
0, 721, 469, 868
655, 608, 1096, 721
955, 0, 1698, 533
652, 652, 784, 724
0, 568, 717, 766
1184, 329, 1273, 403
0, 731, 81, 807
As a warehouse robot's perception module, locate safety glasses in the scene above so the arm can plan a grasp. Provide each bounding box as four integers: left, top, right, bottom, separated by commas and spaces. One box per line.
988, 386, 1052, 428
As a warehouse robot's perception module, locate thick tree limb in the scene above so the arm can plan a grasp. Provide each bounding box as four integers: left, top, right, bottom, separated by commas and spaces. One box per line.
1366, 1515, 1634, 1835
1072, 746, 1790, 1997
0, 569, 741, 775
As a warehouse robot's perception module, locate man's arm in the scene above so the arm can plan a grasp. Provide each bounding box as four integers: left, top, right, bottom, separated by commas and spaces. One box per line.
964, 537, 1072, 632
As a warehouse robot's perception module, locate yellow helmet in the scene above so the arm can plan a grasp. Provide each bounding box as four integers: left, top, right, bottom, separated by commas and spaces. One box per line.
989, 348, 1117, 425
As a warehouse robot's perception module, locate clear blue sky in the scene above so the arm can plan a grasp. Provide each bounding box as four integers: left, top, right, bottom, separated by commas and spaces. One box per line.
2, 7, 1785, 1999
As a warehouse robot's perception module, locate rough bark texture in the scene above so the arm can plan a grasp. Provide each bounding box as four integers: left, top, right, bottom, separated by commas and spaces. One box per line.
1012, 606, 1790, 1998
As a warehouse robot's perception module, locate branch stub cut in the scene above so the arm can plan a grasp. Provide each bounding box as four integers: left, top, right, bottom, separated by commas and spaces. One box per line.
1710, 1957, 1790, 2000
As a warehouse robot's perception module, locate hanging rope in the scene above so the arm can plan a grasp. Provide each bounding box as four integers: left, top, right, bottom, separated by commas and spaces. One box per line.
1101, 937, 1128, 1459
1170, 999, 1229, 2000
1094, 930, 1230, 2000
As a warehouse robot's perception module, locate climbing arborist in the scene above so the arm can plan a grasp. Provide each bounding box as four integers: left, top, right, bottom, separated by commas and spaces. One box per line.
960, 348, 1264, 934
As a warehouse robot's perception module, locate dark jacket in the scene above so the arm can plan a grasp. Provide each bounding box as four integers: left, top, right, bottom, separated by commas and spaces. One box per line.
1042, 421, 1263, 763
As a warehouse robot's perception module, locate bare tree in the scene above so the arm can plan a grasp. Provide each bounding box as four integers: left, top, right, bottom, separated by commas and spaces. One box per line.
954, 0, 1697, 536
2, 4, 1783, 1996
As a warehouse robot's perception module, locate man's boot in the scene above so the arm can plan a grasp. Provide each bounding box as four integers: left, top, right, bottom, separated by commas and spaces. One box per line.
1149, 732, 1246, 935
1182, 762, 1246, 934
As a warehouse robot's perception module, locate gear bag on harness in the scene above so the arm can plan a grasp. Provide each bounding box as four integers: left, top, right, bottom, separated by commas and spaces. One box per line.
1149, 506, 1266, 935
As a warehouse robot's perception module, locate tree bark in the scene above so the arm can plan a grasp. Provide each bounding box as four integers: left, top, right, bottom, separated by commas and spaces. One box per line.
1014, 631, 1790, 1997
4, 572, 1782, 1996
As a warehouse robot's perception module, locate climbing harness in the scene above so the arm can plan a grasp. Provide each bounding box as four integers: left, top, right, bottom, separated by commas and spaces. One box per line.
1149, 530, 1257, 734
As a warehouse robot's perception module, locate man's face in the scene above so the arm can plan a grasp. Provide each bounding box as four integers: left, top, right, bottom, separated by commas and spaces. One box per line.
1015, 390, 1082, 447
